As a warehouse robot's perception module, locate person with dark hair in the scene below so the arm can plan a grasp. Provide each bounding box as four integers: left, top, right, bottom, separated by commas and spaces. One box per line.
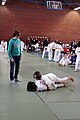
74, 41, 80, 72
43, 39, 49, 48
8, 31, 21, 83
33, 71, 74, 91
70, 51, 76, 65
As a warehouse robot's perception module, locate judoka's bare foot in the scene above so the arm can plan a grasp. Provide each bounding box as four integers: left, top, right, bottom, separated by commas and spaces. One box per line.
69, 77, 74, 82
58, 63, 61, 66
58, 63, 63, 67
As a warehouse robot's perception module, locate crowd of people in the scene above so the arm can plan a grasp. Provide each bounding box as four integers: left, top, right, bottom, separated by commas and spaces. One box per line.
41, 39, 77, 63
42, 39, 80, 72
0, 36, 80, 72
26, 37, 80, 72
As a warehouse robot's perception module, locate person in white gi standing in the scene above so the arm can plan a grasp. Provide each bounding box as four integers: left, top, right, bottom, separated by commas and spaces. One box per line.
47, 41, 56, 61
53, 42, 63, 62
42, 41, 56, 61
74, 41, 80, 72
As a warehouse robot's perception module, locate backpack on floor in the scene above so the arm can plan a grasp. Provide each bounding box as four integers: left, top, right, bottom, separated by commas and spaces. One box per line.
27, 81, 37, 91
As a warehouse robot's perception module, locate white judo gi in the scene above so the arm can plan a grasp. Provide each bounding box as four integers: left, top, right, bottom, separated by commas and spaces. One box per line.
35, 73, 69, 91
42, 47, 48, 58
53, 44, 63, 62
21, 41, 25, 51
47, 42, 56, 61
75, 47, 80, 70
59, 54, 70, 66
42, 41, 56, 60
1, 41, 7, 52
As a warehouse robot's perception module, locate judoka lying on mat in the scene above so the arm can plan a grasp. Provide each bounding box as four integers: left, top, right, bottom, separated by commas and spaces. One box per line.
33, 71, 74, 91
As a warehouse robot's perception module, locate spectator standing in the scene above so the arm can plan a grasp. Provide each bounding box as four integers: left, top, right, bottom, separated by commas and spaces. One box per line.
8, 31, 21, 83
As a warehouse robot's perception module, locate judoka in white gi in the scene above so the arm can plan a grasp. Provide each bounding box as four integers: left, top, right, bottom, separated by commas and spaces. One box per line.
74, 41, 80, 72
42, 41, 56, 61
33, 71, 74, 91
53, 43, 63, 62
58, 53, 71, 66
21, 41, 25, 51
1, 40, 7, 52
47, 41, 56, 61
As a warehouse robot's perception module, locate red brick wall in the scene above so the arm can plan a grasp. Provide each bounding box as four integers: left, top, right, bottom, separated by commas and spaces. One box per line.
0, 1, 80, 43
